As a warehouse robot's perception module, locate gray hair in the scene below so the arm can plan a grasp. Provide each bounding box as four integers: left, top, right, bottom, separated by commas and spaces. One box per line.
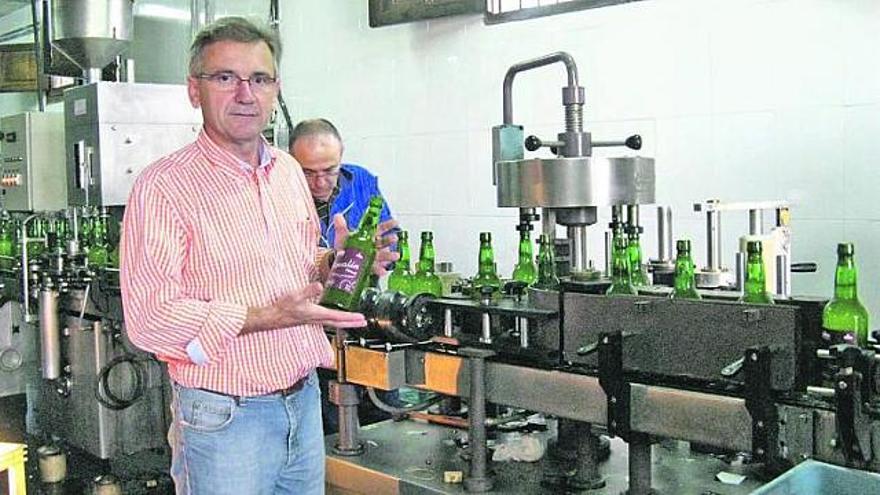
290, 118, 344, 149
188, 16, 281, 76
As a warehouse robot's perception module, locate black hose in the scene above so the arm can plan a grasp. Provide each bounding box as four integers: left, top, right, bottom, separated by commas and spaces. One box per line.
95, 354, 147, 411
365, 387, 444, 415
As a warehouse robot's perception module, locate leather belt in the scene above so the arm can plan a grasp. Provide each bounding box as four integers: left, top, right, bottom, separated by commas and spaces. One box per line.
197, 376, 307, 405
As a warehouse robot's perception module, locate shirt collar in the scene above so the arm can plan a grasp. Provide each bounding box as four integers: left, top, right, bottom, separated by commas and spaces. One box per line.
196, 129, 276, 175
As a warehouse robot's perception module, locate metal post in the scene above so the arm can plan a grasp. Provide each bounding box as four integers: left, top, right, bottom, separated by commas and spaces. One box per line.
775, 254, 789, 299
604, 231, 612, 277
706, 209, 722, 272
443, 308, 453, 338
568, 225, 588, 272
656, 206, 672, 262
749, 209, 763, 236
628, 433, 653, 495
480, 313, 492, 344
460, 348, 496, 493
332, 330, 363, 456
517, 318, 529, 349
570, 422, 605, 489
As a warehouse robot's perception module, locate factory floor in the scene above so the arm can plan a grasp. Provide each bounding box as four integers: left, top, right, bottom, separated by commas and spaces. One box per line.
0, 394, 174, 495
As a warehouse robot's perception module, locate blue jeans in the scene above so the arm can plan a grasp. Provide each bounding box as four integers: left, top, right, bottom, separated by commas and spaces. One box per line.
169, 371, 325, 494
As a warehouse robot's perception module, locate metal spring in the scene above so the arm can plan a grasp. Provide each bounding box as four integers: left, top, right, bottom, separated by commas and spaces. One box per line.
565, 103, 583, 133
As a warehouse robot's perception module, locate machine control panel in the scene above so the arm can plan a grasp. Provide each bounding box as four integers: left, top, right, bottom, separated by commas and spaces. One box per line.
0, 112, 67, 211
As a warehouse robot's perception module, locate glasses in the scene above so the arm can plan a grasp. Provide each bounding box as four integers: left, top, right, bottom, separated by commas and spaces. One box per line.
302, 168, 341, 180
196, 71, 278, 92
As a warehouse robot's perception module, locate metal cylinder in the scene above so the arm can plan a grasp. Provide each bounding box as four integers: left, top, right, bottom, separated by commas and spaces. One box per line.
735, 251, 746, 293
749, 209, 763, 235
39, 288, 61, 380
517, 318, 529, 349
628, 434, 653, 495
627, 204, 640, 227
443, 308, 453, 338
706, 210, 722, 271
92, 474, 122, 495
604, 231, 612, 277
463, 352, 493, 493
656, 206, 673, 262
52, 0, 134, 75
37, 445, 67, 483
568, 225, 588, 272
480, 313, 492, 345
541, 208, 556, 241
775, 254, 790, 299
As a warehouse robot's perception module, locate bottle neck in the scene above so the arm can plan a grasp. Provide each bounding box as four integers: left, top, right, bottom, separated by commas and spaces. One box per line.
478, 241, 496, 275
745, 253, 766, 292
397, 239, 410, 269
834, 256, 859, 300
419, 242, 435, 273
518, 232, 533, 263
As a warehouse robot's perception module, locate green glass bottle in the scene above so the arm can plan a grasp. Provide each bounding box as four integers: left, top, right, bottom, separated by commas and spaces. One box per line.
739, 240, 774, 304
412, 231, 443, 296
512, 228, 537, 285
472, 232, 502, 297
87, 210, 110, 267
0, 217, 13, 270
533, 234, 560, 290
627, 226, 650, 287
387, 230, 413, 295
670, 239, 701, 300
607, 234, 638, 296
822, 243, 869, 347
320, 196, 384, 311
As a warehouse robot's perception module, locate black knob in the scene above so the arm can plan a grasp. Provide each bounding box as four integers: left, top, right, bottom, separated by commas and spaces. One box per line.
791, 262, 818, 273
524, 135, 542, 151
625, 134, 642, 150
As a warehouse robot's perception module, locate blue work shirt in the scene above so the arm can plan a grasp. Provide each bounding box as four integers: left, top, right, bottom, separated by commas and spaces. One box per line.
318, 163, 393, 248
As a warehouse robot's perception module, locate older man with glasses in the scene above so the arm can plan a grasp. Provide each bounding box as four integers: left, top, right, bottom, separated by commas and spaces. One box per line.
290, 118, 394, 249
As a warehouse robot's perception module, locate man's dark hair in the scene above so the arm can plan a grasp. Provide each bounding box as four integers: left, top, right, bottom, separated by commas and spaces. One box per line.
290, 118, 343, 148
189, 16, 281, 76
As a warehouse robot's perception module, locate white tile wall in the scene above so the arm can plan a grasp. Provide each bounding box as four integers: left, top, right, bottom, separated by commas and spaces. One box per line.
281, 0, 880, 320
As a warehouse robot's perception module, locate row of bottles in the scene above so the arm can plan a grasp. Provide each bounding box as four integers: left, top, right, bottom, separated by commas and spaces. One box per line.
322, 197, 870, 349
0, 207, 119, 271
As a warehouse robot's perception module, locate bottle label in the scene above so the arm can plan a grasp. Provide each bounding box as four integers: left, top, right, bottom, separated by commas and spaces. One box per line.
326, 248, 366, 294
821, 328, 857, 346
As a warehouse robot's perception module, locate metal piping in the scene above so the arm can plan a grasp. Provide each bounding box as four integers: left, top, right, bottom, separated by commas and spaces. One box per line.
502, 52, 579, 125
30, 0, 45, 110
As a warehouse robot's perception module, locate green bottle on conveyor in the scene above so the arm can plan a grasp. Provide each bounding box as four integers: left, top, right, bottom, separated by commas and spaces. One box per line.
412, 231, 443, 297
533, 234, 560, 290
320, 196, 384, 311
822, 243, 869, 347
670, 239, 701, 300
607, 234, 638, 296
387, 230, 413, 295
739, 240, 774, 305
472, 232, 501, 298
512, 228, 537, 285
627, 226, 649, 287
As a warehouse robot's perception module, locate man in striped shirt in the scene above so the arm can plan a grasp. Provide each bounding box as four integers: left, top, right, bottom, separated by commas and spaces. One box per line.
120, 17, 396, 495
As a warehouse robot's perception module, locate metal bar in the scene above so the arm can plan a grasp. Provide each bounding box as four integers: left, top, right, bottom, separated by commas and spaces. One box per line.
568, 225, 587, 272
628, 434, 653, 495
463, 349, 494, 492
656, 206, 672, 262
749, 209, 763, 235
502, 52, 579, 124
706, 209, 721, 271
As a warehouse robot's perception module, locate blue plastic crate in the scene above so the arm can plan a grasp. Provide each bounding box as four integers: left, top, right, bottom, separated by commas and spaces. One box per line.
751, 460, 880, 495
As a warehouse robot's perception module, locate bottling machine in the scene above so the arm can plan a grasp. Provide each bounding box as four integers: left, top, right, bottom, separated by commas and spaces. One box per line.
323, 53, 880, 494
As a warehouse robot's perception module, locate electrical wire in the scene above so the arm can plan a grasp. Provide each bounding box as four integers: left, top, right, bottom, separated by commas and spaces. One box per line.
94, 354, 149, 411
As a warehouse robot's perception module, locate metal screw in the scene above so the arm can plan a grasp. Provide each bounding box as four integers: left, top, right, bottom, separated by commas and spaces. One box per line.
757, 421, 764, 428
838, 381, 848, 390
756, 448, 764, 456
610, 397, 617, 404
603, 337, 609, 344
611, 421, 617, 429
750, 353, 758, 361
829, 439, 838, 448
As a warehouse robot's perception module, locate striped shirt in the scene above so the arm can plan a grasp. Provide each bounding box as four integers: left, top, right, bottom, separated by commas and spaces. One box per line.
120, 130, 333, 396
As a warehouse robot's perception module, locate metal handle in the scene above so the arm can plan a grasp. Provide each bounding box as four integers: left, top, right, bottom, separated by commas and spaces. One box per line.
791, 262, 818, 273
592, 134, 641, 150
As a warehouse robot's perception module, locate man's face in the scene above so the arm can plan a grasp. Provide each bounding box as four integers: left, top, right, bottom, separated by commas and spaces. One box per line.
187, 40, 279, 154
291, 134, 343, 202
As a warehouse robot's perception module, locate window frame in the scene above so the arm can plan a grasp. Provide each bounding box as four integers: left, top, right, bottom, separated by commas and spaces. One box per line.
484, 0, 642, 25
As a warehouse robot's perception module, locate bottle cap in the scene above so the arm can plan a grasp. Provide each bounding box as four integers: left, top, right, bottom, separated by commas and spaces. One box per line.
437, 261, 454, 273
421, 231, 433, 240
676, 239, 690, 253
747, 240, 762, 254
398, 230, 408, 240
480, 232, 492, 242
837, 242, 854, 256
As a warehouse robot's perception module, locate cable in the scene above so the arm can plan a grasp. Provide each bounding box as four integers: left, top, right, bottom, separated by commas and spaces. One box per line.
95, 353, 148, 411
365, 387, 444, 415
